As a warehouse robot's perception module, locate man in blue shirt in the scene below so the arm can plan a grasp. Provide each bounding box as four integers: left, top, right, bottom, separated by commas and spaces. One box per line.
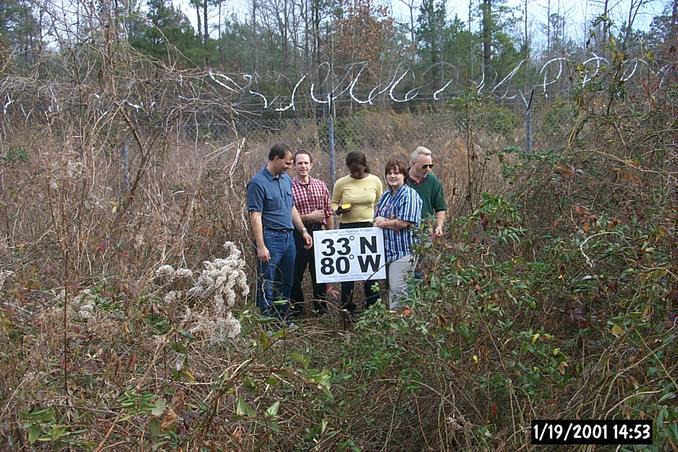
247, 143, 312, 321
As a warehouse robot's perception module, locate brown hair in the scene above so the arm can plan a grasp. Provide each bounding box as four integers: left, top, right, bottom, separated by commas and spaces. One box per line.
268, 143, 292, 160
294, 149, 313, 163
384, 159, 409, 181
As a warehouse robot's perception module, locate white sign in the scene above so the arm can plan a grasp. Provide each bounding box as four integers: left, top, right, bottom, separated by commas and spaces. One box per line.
313, 227, 386, 283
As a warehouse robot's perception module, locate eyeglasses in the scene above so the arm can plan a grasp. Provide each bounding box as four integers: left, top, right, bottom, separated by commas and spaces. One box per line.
422, 164, 434, 169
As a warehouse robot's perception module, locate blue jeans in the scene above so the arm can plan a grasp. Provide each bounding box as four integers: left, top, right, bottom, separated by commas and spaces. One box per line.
255, 229, 296, 319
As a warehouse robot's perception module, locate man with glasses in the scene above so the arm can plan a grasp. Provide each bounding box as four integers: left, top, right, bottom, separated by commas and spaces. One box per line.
407, 146, 447, 237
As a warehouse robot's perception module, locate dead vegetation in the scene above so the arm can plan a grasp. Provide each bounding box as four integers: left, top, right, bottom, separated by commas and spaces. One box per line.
1, 37, 676, 450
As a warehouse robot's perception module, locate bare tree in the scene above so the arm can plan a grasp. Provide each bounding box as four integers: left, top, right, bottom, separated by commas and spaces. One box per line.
191, 0, 202, 39
481, 0, 492, 73
621, 0, 651, 51
261, 0, 291, 70
588, 0, 610, 54
252, 0, 258, 70
546, 0, 551, 57
523, 0, 529, 58
296, 0, 310, 68
216, 0, 224, 66
203, 0, 208, 46
398, 0, 419, 57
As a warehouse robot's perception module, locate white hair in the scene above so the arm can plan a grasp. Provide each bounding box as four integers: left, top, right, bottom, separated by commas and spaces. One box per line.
410, 146, 433, 164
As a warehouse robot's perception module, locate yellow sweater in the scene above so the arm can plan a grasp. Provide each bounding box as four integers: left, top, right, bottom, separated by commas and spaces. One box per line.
331, 174, 383, 223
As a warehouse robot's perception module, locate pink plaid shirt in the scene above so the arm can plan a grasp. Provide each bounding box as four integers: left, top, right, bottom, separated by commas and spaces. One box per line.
292, 176, 333, 226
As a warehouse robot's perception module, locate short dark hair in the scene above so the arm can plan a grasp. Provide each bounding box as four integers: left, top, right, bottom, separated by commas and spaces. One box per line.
269, 143, 292, 161
384, 159, 409, 182
345, 151, 370, 173
384, 159, 407, 175
294, 149, 313, 163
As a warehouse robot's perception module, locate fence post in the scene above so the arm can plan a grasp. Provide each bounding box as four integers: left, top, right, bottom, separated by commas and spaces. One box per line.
328, 102, 336, 189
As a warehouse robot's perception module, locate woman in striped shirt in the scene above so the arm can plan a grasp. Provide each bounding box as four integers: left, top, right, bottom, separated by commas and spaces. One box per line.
374, 159, 423, 310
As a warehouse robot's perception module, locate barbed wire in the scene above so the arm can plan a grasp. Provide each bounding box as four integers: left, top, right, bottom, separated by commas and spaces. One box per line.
202, 55, 671, 112
0, 51, 672, 127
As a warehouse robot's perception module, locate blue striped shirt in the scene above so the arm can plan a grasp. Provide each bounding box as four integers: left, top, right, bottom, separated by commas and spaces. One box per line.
375, 184, 422, 263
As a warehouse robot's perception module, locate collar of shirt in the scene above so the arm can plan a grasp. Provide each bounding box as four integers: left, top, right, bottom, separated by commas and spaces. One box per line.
409, 172, 429, 186
293, 176, 312, 186
262, 166, 282, 181
388, 184, 407, 195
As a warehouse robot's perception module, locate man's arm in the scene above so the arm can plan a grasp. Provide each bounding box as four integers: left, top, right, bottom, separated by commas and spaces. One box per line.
431, 178, 447, 237
292, 206, 313, 249
250, 211, 270, 262
433, 210, 446, 237
301, 210, 325, 224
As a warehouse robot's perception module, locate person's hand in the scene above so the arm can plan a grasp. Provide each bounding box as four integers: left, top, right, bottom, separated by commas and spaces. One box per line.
326, 284, 339, 300
303, 232, 313, 249
433, 225, 444, 238
257, 245, 270, 263
374, 216, 387, 228
307, 209, 325, 223
335, 204, 352, 215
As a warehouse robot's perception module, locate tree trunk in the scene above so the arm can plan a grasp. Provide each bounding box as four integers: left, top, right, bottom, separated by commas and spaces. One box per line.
601, 0, 609, 55
546, 0, 551, 57
482, 0, 492, 74
523, 0, 529, 58
252, 0, 258, 70
218, 0, 223, 67
203, 0, 208, 46
195, 2, 202, 39
282, 0, 288, 70
312, 0, 320, 77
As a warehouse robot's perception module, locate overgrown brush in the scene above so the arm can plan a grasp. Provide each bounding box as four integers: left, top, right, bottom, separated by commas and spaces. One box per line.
0, 54, 675, 450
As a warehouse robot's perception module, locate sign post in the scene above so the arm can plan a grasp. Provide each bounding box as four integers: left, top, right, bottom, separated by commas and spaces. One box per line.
313, 227, 386, 283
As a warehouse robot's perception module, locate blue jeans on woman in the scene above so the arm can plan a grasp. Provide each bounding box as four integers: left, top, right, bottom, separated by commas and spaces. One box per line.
255, 229, 296, 319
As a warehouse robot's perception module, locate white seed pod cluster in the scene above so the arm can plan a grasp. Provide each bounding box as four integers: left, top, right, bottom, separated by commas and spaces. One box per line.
163, 290, 183, 304
156, 241, 248, 343
72, 288, 99, 320
155, 264, 177, 280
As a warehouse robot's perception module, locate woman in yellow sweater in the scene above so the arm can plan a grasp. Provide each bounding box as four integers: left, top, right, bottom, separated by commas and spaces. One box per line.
331, 151, 384, 317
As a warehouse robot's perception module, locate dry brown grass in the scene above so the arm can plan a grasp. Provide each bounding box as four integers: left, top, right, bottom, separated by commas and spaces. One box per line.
0, 108, 515, 448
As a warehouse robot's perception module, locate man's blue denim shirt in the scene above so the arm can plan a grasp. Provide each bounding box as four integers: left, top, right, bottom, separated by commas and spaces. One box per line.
247, 166, 295, 230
